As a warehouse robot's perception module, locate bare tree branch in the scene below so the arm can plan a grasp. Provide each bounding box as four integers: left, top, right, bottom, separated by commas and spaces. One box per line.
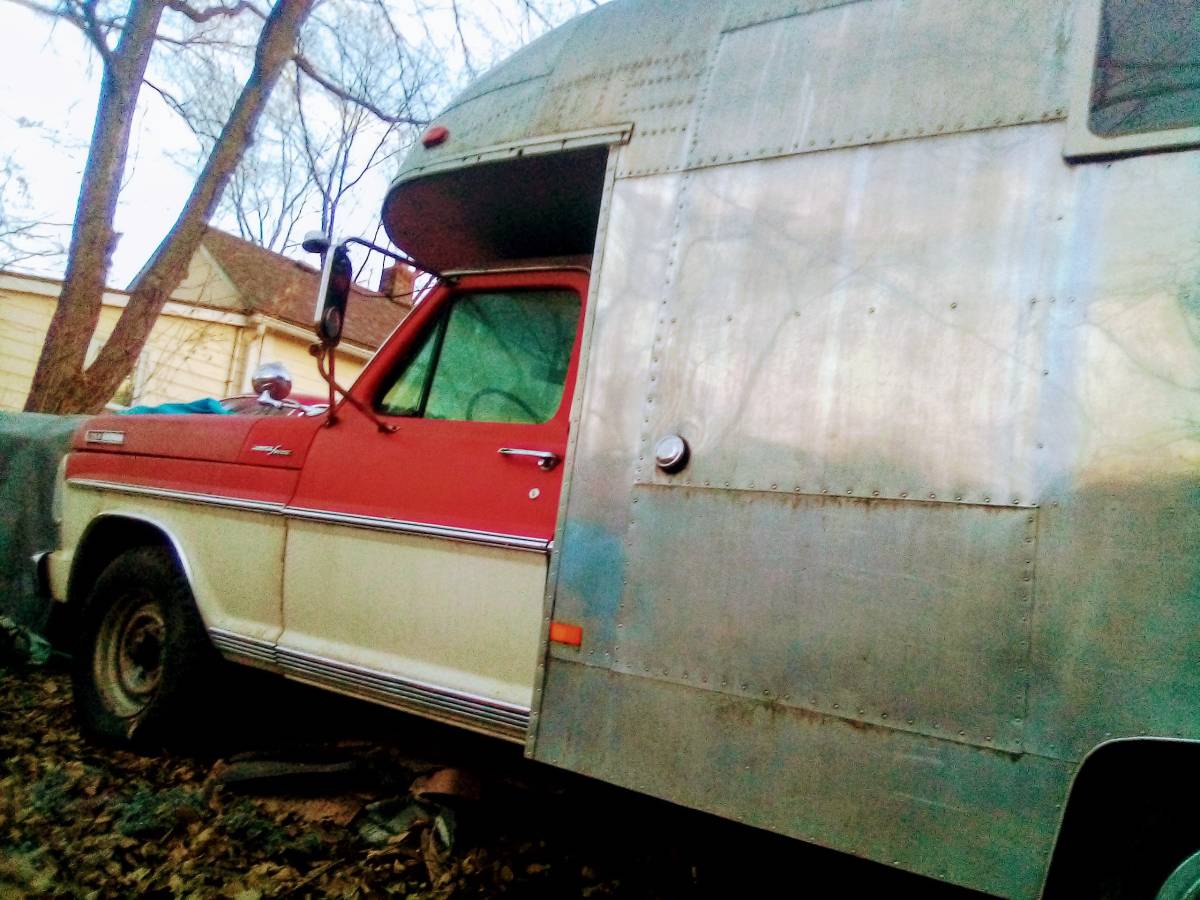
163, 0, 263, 23
9, 0, 118, 65
292, 52, 425, 126
449, 0, 476, 77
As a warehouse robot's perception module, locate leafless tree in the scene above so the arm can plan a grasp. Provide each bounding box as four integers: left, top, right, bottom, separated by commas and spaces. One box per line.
13, 0, 604, 413
15, 0, 317, 413
209, 0, 433, 255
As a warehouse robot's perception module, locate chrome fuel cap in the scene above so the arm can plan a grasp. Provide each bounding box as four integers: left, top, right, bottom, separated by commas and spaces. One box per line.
654, 434, 690, 474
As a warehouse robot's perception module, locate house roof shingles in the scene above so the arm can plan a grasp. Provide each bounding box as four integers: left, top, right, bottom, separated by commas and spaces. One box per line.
200, 228, 410, 350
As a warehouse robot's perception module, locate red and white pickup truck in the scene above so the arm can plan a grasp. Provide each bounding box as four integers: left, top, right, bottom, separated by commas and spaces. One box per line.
42, 265, 589, 744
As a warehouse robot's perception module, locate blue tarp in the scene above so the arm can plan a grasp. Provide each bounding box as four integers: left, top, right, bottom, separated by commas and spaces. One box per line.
121, 397, 231, 415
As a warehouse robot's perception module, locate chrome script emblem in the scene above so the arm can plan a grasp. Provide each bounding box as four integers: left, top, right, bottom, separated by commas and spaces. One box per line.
85, 429, 125, 446
250, 444, 293, 457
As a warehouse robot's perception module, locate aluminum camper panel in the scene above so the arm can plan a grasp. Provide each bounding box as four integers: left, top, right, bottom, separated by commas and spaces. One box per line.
536, 130, 1069, 897
532, 174, 682, 666
691, 0, 1072, 168
534, 658, 1072, 898
640, 122, 1079, 505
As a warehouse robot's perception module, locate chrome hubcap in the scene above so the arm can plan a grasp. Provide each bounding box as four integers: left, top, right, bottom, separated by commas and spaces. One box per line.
95, 594, 165, 718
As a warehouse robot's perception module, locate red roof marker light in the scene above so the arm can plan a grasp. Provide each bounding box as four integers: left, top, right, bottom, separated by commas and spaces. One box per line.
421, 125, 449, 148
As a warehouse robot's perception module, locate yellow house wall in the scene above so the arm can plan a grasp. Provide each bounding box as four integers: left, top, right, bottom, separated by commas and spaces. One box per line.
258, 331, 369, 399
171, 245, 242, 310
0, 276, 245, 411
127, 311, 242, 407
0, 289, 53, 410
0, 271, 381, 411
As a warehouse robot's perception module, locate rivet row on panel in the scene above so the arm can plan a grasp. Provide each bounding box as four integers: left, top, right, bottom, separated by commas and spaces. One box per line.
646, 479, 1042, 508
608, 658, 1012, 747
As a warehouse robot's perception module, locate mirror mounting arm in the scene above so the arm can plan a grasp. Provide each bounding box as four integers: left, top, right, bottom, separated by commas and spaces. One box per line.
341, 236, 444, 281
312, 344, 399, 434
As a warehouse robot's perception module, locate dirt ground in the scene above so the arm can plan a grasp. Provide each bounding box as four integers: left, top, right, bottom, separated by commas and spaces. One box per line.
0, 658, 983, 899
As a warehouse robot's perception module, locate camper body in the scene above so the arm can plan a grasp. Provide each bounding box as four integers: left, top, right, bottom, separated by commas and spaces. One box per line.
40, 0, 1200, 896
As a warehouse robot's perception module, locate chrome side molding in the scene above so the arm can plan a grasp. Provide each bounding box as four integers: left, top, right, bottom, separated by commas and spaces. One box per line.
207, 628, 529, 741
66, 479, 550, 553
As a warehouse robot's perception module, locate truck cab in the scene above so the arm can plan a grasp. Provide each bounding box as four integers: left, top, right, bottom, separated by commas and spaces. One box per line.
51, 262, 591, 741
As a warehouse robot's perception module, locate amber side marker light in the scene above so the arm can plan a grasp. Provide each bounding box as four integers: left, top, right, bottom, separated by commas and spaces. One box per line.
549, 621, 583, 647
421, 125, 449, 148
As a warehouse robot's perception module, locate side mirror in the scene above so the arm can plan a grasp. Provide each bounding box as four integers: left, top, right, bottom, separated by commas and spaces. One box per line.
251, 361, 293, 401
313, 242, 352, 348
301, 230, 331, 254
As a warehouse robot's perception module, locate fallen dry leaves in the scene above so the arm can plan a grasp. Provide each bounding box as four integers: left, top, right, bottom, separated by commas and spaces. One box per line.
0, 663, 698, 899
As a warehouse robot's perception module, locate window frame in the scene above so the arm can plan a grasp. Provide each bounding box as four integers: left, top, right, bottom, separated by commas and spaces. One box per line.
361, 269, 590, 429
1064, 0, 1200, 160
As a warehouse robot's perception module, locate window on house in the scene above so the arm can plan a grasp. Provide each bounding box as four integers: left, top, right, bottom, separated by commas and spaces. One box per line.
378, 289, 581, 424
1089, 0, 1200, 137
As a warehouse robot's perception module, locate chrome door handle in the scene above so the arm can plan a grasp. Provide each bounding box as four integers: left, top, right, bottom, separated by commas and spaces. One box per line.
498, 447, 561, 470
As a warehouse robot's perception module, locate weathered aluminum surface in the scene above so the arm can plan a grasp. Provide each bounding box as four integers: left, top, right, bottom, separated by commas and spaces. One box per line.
688, 0, 1071, 169
616, 486, 1036, 752
1019, 141, 1200, 761
720, 0, 865, 32
531, 174, 681, 664
640, 122, 1082, 506
528, 147, 624, 754
534, 85, 1200, 900
532, 0, 715, 176
536, 660, 1073, 899
398, 18, 582, 177
392, 0, 1073, 189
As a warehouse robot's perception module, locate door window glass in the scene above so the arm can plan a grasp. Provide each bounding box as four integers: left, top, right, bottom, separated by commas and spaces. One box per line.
1089, 0, 1200, 137
378, 289, 581, 424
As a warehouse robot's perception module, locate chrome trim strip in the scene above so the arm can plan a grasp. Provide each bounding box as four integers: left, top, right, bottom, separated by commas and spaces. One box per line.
275, 646, 530, 735
284, 506, 550, 553
67, 479, 549, 553
397, 123, 633, 183
68, 479, 286, 515
71, 511, 200, 605
209, 628, 277, 666
206, 630, 529, 736
441, 263, 592, 278
31, 550, 52, 600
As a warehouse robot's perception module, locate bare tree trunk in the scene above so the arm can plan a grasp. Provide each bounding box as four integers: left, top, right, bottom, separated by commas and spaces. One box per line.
25, 0, 315, 414
23, 0, 166, 414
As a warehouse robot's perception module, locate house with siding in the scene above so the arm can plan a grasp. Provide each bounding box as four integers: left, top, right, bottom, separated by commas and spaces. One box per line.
0, 228, 413, 411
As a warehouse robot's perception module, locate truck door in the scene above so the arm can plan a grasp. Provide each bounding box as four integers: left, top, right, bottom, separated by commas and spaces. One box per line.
277, 268, 588, 738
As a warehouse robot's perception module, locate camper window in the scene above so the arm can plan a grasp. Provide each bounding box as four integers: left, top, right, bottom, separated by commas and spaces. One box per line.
1088, 0, 1199, 137
378, 289, 581, 424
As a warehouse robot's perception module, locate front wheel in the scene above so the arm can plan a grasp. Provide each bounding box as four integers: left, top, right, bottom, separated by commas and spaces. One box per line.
72, 546, 216, 747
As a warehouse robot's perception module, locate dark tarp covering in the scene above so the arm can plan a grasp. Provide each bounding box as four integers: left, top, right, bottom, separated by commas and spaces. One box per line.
0, 413, 86, 632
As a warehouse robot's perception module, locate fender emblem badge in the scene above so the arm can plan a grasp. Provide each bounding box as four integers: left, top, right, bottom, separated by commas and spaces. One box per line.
85, 429, 125, 445
250, 444, 293, 457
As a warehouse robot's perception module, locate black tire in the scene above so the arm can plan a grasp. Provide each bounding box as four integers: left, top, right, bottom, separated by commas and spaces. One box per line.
71, 545, 216, 748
